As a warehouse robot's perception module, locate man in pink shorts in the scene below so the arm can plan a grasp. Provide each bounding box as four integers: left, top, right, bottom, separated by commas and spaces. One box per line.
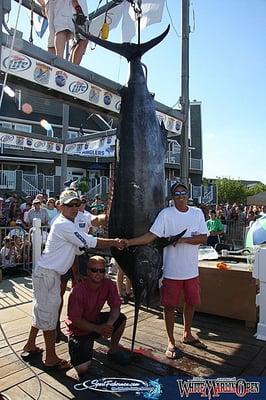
126, 182, 208, 359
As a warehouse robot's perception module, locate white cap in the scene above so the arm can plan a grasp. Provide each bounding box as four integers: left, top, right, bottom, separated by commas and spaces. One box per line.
59, 190, 81, 205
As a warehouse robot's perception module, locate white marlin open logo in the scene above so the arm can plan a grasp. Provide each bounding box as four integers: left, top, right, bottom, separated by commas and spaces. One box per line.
177, 377, 260, 399
74, 377, 162, 399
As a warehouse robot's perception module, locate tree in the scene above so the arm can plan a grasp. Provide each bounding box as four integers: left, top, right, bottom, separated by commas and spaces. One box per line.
77, 178, 88, 194
216, 178, 247, 204
246, 183, 266, 197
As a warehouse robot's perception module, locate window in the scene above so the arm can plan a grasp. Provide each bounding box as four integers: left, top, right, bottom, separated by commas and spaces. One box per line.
14, 124, 32, 133
68, 131, 79, 139
0, 121, 12, 129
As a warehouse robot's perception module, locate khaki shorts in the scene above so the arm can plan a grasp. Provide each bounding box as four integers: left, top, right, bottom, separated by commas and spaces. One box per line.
32, 266, 61, 331
45, 0, 74, 48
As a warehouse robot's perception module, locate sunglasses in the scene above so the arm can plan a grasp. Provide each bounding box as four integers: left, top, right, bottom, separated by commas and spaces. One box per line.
64, 203, 80, 208
89, 267, 106, 274
173, 190, 188, 196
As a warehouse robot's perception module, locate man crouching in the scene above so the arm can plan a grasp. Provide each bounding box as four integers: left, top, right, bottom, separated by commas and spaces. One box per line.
66, 255, 130, 378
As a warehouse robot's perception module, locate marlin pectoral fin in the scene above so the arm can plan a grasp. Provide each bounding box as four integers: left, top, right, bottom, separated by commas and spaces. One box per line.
158, 229, 187, 248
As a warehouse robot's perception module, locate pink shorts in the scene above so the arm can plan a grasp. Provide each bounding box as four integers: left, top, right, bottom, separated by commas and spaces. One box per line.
160, 277, 201, 308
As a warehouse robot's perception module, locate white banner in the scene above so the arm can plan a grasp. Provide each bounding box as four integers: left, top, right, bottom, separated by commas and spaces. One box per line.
64, 135, 115, 157
1, 46, 182, 135
0, 131, 63, 153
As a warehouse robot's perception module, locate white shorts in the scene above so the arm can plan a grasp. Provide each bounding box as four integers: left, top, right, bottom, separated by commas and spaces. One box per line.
32, 266, 61, 331
45, 0, 74, 48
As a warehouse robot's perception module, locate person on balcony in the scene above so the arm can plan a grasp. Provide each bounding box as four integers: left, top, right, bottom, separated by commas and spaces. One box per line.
35, 0, 88, 65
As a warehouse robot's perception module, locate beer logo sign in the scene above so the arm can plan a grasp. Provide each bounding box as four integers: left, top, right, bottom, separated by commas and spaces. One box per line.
55, 70, 68, 87
69, 80, 88, 95
3, 55, 32, 71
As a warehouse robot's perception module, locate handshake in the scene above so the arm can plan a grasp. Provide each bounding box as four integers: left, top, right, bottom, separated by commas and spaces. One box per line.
111, 239, 129, 251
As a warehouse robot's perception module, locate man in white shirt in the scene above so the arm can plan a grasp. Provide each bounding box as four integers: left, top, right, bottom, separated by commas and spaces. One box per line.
56, 198, 106, 341
22, 190, 126, 370
126, 182, 208, 359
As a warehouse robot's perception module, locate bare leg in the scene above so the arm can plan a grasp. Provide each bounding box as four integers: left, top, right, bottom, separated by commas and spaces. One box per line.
48, 47, 56, 54
109, 318, 126, 353
55, 30, 69, 58
116, 267, 124, 297
125, 277, 132, 296
164, 306, 176, 348
43, 329, 66, 365
70, 39, 88, 65
183, 303, 195, 341
56, 280, 68, 340
23, 326, 40, 352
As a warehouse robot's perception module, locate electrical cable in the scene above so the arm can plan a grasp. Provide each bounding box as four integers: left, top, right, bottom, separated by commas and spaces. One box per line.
0, 0, 23, 112
165, 0, 181, 38
190, 0, 196, 33
0, 323, 42, 400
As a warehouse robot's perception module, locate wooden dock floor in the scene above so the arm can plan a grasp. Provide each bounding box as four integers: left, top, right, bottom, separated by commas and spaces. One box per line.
0, 275, 266, 399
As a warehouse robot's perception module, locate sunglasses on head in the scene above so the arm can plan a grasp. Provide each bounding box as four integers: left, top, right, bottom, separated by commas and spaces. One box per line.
173, 190, 188, 196
64, 202, 80, 208
89, 267, 106, 273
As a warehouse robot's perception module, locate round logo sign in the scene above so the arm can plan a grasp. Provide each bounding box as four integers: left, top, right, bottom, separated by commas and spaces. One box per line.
3, 55, 31, 71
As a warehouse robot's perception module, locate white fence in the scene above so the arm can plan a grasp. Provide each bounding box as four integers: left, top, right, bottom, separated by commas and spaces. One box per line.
0, 170, 16, 189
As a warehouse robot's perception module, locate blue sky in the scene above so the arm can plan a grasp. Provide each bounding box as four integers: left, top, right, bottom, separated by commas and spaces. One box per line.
6, 0, 266, 182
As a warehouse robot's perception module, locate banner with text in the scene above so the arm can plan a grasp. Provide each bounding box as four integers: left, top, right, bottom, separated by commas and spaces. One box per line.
64, 135, 115, 157
1, 46, 182, 135
0, 131, 63, 153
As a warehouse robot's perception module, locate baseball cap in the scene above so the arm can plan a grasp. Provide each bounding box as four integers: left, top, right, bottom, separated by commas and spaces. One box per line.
59, 190, 81, 205
32, 199, 41, 204
170, 181, 188, 195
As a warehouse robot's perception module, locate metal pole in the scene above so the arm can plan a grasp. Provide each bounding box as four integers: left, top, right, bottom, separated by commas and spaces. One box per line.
60, 104, 69, 190
0, 0, 3, 67
180, 0, 190, 186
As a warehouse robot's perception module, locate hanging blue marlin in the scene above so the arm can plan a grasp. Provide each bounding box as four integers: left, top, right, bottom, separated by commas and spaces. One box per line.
75, 24, 186, 350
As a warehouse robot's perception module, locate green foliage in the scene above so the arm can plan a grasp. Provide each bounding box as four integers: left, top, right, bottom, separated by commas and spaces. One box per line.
246, 183, 266, 197
204, 177, 266, 204
76, 178, 88, 194
216, 178, 247, 204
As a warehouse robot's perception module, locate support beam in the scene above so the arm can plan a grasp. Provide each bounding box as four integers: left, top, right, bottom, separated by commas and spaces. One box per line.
180, 0, 190, 186
60, 104, 69, 190
14, 0, 123, 21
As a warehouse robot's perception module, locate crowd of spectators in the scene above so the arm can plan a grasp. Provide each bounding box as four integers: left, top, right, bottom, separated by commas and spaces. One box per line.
198, 203, 266, 250
199, 203, 265, 226
0, 191, 107, 270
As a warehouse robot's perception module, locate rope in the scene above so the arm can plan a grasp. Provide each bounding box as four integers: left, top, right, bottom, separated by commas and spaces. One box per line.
0, 0, 23, 111
0, 323, 42, 400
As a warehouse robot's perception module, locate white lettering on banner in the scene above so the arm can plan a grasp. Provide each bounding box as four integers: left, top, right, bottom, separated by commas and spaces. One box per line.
1, 46, 183, 135
64, 135, 115, 158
